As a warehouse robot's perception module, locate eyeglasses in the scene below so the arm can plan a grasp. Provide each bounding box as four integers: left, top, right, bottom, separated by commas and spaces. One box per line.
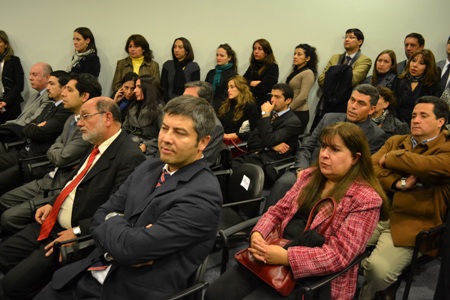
75, 112, 105, 122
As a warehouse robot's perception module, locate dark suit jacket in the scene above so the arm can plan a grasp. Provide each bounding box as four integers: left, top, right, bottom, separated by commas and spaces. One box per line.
49, 131, 146, 234
248, 109, 302, 162
294, 113, 388, 169
20, 102, 72, 158
1, 55, 24, 122
50, 158, 222, 299
70, 52, 101, 78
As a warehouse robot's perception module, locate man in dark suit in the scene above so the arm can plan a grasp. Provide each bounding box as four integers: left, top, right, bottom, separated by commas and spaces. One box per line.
0, 97, 146, 299
231, 83, 302, 183
396, 33, 425, 75
0, 73, 101, 234
437, 36, 450, 92
0, 71, 73, 194
264, 84, 388, 210
183, 80, 224, 167
34, 95, 222, 300
0, 62, 53, 143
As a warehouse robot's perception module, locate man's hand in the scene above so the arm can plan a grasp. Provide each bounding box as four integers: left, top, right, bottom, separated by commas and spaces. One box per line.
35, 204, 53, 224
395, 175, 418, 190
272, 142, 290, 154
44, 228, 77, 257
261, 101, 274, 115
379, 152, 389, 168
139, 143, 147, 153
37, 121, 47, 127
130, 223, 154, 267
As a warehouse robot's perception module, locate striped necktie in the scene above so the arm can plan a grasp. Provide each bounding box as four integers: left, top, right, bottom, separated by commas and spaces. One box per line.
155, 170, 170, 188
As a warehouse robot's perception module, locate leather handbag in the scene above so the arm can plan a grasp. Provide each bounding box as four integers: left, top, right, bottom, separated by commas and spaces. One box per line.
235, 197, 337, 296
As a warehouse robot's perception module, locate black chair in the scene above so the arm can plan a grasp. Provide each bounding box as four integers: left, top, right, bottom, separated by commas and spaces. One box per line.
215, 163, 265, 273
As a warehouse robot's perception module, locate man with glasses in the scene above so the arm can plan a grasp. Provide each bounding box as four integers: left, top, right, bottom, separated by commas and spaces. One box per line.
0, 97, 146, 299
0, 73, 101, 234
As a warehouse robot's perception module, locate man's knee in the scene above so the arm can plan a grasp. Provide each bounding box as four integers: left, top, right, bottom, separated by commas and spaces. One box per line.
1, 204, 34, 234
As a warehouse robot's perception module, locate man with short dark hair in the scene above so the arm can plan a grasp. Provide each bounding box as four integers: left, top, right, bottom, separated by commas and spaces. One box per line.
396, 32, 425, 74
34, 95, 222, 300
360, 96, 450, 299
0, 73, 102, 234
437, 36, 450, 92
265, 84, 387, 210
231, 83, 302, 183
0, 97, 146, 299
183, 80, 224, 167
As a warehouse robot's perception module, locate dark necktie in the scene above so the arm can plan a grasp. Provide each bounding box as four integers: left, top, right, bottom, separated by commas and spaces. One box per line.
155, 170, 170, 188
38, 146, 100, 241
345, 56, 352, 65
66, 119, 77, 141
270, 112, 279, 123
441, 65, 450, 90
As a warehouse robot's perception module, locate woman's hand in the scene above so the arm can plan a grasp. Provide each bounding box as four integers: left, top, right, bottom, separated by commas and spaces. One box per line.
249, 237, 289, 266
113, 88, 124, 103
223, 133, 238, 140
250, 80, 261, 87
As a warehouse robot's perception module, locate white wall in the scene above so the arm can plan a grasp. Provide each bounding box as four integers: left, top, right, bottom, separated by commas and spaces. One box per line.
2, 0, 449, 106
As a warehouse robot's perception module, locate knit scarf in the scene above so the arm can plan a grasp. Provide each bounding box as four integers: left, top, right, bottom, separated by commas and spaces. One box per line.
212, 63, 233, 92
172, 59, 189, 96
406, 72, 423, 83
371, 109, 389, 125
66, 49, 95, 72
286, 65, 308, 84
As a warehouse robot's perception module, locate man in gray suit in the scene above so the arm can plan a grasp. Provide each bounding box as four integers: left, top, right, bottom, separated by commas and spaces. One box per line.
437, 36, 450, 92
264, 84, 388, 210
396, 33, 425, 75
0, 62, 53, 143
0, 73, 101, 234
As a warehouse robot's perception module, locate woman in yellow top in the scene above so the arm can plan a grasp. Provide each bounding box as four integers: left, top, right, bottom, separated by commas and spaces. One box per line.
112, 34, 160, 92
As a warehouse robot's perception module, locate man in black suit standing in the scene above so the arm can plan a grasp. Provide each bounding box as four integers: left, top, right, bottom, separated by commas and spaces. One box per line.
34, 95, 222, 300
0, 97, 146, 299
231, 83, 302, 183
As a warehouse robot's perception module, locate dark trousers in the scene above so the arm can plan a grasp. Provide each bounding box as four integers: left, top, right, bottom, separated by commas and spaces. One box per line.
0, 150, 20, 194
0, 222, 61, 299
205, 264, 298, 300
293, 110, 309, 135
434, 215, 450, 299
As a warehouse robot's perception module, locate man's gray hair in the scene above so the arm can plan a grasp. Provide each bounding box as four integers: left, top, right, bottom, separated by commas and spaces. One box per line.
184, 81, 213, 104
163, 95, 215, 143
353, 84, 380, 106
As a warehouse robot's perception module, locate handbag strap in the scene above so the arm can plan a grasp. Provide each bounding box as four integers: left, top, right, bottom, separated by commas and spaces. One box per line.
230, 138, 249, 154
304, 197, 337, 235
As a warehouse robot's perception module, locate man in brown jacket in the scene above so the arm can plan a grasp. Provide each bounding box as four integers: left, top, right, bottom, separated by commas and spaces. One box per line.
359, 96, 450, 299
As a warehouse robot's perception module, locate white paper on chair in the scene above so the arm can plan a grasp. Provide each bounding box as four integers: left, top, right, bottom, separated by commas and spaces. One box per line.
240, 175, 250, 191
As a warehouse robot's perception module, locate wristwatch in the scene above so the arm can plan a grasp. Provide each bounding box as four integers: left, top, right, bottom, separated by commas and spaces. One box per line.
73, 226, 81, 236
401, 177, 407, 191
105, 212, 124, 221
261, 111, 270, 116
296, 168, 304, 174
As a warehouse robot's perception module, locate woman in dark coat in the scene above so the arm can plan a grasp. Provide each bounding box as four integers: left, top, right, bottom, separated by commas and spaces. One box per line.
67, 27, 101, 77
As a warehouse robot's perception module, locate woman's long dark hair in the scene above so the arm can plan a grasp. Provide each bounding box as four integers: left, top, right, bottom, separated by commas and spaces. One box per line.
132, 75, 164, 123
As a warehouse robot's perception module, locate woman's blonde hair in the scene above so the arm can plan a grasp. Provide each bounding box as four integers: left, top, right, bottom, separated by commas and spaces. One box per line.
217, 75, 254, 122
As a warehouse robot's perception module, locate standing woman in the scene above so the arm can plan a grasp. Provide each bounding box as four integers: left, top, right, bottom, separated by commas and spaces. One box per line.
205, 43, 238, 111
363, 50, 398, 90
395, 49, 441, 125
112, 34, 160, 92
287, 43, 318, 134
0, 30, 24, 124
123, 75, 164, 157
161, 37, 200, 102
67, 27, 100, 77
218, 75, 259, 143
243, 38, 279, 106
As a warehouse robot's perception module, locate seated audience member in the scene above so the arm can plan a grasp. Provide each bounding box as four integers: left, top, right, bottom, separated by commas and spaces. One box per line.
243, 38, 279, 106
0, 30, 25, 124
205, 43, 238, 111
67, 27, 100, 78
287, 43, 318, 134
218, 75, 259, 144
0, 97, 146, 299
0, 73, 101, 234
206, 122, 388, 300
396, 32, 425, 74
372, 86, 409, 137
359, 96, 450, 299
363, 49, 398, 90
183, 81, 224, 166
434, 213, 450, 300
112, 71, 139, 122
35, 96, 222, 300
161, 37, 200, 102
0, 71, 72, 195
231, 83, 302, 183
0, 62, 52, 143
123, 75, 164, 157
437, 36, 450, 92
395, 49, 441, 126
111, 34, 160, 92
264, 84, 387, 211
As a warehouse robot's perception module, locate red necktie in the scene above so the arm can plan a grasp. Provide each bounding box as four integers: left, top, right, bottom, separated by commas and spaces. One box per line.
38, 147, 100, 241
155, 170, 170, 188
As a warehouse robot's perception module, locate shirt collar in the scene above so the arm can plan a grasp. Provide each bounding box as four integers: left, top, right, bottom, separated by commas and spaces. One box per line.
275, 107, 290, 117
97, 129, 122, 154
410, 134, 439, 148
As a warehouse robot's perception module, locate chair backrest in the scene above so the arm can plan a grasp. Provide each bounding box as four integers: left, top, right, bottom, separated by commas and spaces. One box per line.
227, 163, 264, 218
